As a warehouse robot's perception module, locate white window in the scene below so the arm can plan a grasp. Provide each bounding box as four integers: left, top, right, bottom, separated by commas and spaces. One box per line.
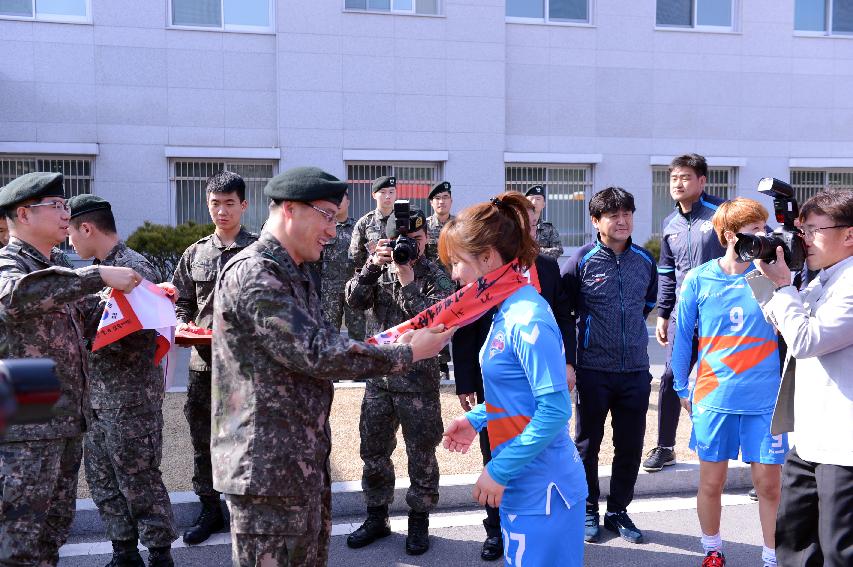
344, 0, 441, 16
795, 0, 853, 35
0, 0, 90, 23
651, 166, 737, 237
505, 164, 593, 249
171, 159, 275, 233
346, 162, 443, 222
506, 0, 590, 24
169, 0, 274, 33
0, 154, 93, 250
790, 169, 853, 204
656, 0, 735, 30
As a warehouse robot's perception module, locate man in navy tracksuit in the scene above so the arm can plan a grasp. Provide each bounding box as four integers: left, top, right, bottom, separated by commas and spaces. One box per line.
643, 154, 727, 473
562, 187, 657, 544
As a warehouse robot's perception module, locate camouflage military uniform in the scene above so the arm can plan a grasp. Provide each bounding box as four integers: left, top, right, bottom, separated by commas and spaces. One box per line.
211, 232, 412, 566
172, 227, 257, 499
0, 237, 105, 566
82, 242, 176, 550
349, 209, 391, 276
345, 255, 455, 513
425, 213, 454, 273
536, 219, 563, 260
310, 217, 365, 340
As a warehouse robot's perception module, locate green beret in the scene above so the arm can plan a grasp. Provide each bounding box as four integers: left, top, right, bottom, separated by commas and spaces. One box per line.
525, 185, 545, 198
428, 181, 451, 200
264, 167, 348, 206
372, 176, 396, 193
68, 194, 112, 219
386, 207, 427, 239
0, 172, 64, 210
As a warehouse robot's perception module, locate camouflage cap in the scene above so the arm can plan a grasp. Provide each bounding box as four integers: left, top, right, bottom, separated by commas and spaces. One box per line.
386, 208, 427, 239
372, 176, 396, 193
264, 166, 348, 206
0, 171, 64, 210
525, 185, 545, 198
428, 181, 452, 200
68, 194, 111, 219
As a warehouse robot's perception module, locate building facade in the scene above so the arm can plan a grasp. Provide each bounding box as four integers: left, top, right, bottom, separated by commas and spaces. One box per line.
2, 0, 853, 254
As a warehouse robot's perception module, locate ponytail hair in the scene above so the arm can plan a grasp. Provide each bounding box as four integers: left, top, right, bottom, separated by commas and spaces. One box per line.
438, 191, 539, 270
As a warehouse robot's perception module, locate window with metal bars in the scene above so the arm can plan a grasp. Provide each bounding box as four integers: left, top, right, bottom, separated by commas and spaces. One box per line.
0, 154, 93, 250
651, 166, 737, 237
345, 162, 443, 223
790, 169, 853, 205
505, 164, 593, 248
171, 159, 275, 234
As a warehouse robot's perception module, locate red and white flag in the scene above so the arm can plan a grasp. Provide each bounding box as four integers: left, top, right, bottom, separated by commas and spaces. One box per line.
93, 281, 178, 385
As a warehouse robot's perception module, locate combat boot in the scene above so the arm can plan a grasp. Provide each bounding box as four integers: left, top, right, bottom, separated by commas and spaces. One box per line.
346, 505, 391, 548
405, 510, 430, 556
147, 546, 174, 567
105, 540, 144, 567
182, 495, 225, 545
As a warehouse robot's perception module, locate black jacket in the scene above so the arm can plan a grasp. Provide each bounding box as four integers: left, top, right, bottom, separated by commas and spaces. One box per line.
453, 255, 575, 396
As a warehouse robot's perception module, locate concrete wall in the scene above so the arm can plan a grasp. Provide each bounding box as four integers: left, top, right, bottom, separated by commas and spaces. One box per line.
1, 0, 851, 244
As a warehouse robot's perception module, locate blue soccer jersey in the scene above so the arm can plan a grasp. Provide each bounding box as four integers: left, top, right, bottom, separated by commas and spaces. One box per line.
672, 260, 781, 414
475, 285, 587, 515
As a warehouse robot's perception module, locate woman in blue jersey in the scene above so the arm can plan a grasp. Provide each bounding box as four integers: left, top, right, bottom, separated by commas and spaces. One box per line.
672, 198, 787, 567
440, 192, 587, 567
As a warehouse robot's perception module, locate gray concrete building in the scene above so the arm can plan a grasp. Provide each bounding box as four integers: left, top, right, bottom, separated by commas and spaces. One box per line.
1, 0, 852, 253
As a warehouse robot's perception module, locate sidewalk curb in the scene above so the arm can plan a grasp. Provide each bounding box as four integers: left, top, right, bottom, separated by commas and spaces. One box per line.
71, 460, 751, 536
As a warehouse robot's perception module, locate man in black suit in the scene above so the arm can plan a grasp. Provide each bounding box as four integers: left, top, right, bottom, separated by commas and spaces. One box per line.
452, 196, 575, 561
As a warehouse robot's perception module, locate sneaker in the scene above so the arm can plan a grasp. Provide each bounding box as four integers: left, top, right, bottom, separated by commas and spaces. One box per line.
584, 511, 600, 543
642, 447, 676, 472
748, 488, 758, 501
603, 510, 643, 544
702, 550, 726, 566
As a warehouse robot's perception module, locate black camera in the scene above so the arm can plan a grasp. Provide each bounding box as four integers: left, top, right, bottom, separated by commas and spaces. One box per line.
0, 359, 61, 435
390, 200, 420, 264
735, 177, 807, 271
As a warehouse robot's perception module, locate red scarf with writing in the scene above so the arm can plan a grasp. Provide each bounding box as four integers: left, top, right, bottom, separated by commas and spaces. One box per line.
367, 259, 541, 345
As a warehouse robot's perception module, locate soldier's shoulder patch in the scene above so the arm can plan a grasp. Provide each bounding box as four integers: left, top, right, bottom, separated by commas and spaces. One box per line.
436, 272, 454, 291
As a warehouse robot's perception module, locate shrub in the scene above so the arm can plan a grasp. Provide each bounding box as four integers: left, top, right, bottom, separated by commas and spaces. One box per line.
127, 221, 214, 282
644, 236, 661, 264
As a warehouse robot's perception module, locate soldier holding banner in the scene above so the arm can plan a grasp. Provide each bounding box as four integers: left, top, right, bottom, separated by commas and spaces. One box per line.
67, 194, 177, 567
0, 172, 141, 566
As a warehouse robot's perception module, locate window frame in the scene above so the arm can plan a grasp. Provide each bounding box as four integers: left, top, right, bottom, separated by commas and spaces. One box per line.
0, 0, 91, 24
167, 0, 275, 34
345, 161, 444, 223
505, 0, 594, 26
789, 168, 853, 205
342, 0, 444, 17
794, 0, 853, 37
505, 162, 595, 253
169, 158, 277, 233
0, 153, 94, 253
654, 0, 739, 33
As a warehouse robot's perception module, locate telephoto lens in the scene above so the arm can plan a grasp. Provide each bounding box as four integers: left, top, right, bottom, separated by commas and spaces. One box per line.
735, 233, 784, 263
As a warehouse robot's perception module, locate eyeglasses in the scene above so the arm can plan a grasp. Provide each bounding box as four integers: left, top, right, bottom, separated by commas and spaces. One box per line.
306, 203, 336, 224
801, 225, 850, 239
24, 200, 70, 212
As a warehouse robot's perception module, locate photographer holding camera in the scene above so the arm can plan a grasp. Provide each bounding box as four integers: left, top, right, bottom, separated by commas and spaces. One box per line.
344, 203, 455, 556
748, 188, 852, 567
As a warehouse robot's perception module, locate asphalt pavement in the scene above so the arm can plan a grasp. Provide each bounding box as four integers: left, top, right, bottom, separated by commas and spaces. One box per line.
59, 492, 765, 566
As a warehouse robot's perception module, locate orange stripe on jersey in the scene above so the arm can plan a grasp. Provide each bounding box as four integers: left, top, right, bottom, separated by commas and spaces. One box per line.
698, 335, 764, 353
487, 414, 532, 451
693, 358, 719, 405
486, 402, 506, 414
721, 340, 777, 374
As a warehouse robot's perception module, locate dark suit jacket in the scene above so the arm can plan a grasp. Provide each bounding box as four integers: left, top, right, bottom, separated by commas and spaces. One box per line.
452, 255, 576, 397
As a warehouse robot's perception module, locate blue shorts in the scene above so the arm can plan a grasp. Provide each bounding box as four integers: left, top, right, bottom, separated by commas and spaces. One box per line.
499, 495, 584, 567
689, 408, 788, 464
